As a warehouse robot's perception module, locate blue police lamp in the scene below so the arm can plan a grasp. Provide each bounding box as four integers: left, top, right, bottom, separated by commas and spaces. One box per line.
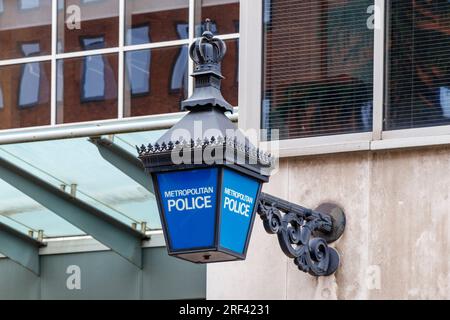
138, 20, 345, 276
137, 20, 273, 263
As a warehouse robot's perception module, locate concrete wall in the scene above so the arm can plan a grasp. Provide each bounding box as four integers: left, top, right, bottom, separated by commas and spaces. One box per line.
207, 147, 450, 299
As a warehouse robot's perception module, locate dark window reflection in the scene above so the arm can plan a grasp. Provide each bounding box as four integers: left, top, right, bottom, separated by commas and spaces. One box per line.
124, 46, 188, 117
56, 53, 118, 124
19, 43, 46, 108
0, 0, 51, 60
0, 62, 51, 130
57, 0, 119, 53
262, 0, 374, 140
126, 0, 189, 43
195, 0, 239, 37
81, 37, 108, 102
19, 0, 40, 10
220, 39, 239, 107
170, 24, 189, 92
126, 25, 151, 96
386, 1, 450, 130
0, 87, 3, 109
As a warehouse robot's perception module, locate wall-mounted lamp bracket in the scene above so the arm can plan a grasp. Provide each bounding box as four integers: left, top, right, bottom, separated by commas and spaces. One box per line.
257, 193, 345, 277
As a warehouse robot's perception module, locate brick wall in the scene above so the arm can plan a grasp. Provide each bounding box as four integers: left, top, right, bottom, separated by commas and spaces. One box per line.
0, 1, 239, 129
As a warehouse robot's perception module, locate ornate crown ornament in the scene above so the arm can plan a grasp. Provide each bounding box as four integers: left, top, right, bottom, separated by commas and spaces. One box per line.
190, 18, 227, 76
181, 19, 233, 113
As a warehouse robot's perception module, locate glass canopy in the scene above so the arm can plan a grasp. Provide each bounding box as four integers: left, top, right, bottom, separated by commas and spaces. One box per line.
0, 129, 165, 239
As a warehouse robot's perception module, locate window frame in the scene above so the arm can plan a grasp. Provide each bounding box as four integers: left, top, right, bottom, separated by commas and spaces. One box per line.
0, 0, 239, 136
240, 0, 450, 158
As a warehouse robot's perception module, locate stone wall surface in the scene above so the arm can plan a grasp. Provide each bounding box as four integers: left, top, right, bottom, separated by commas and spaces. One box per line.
207, 147, 450, 299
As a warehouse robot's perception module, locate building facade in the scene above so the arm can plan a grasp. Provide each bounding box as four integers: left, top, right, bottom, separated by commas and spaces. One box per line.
0, 0, 449, 300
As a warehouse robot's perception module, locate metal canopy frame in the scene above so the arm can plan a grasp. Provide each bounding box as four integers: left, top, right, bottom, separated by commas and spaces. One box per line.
0, 222, 44, 275
89, 136, 154, 193
0, 156, 148, 268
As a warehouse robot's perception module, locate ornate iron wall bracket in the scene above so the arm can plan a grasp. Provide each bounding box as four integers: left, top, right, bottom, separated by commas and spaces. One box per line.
257, 193, 346, 276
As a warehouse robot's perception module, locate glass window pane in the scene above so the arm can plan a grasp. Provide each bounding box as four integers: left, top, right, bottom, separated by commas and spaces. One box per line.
19, 43, 42, 108
126, 26, 151, 96
19, 0, 40, 10
124, 46, 188, 117
0, 61, 51, 130
221, 39, 239, 107
386, 1, 450, 130
0, 179, 84, 238
0, 87, 3, 109
262, 0, 374, 140
57, 53, 118, 124
57, 0, 119, 53
0, 0, 51, 60
125, 0, 189, 44
195, 0, 239, 37
170, 25, 189, 92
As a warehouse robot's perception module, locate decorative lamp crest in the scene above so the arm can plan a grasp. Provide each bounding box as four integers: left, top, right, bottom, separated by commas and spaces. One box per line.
181, 19, 233, 113
190, 19, 227, 76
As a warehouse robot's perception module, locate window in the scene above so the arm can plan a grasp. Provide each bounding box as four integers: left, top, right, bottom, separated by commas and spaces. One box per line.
262, 0, 374, 141
0, 62, 51, 129
81, 37, 107, 102
0, 86, 3, 109
56, 41, 64, 103
0, 0, 51, 60
126, 0, 189, 43
386, 1, 450, 130
170, 23, 189, 92
57, 0, 119, 53
19, 0, 40, 10
126, 26, 151, 96
124, 46, 188, 117
221, 39, 239, 107
19, 43, 42, 108
0, 0, 239, 129
196, 0, 239, 36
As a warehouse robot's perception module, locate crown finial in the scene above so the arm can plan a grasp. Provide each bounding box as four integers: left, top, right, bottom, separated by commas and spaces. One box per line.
181, 18, 232, 113
189, 19, 226, 73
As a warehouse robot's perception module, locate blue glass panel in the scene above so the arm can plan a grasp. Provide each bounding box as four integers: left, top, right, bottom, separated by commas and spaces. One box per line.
219, 169, 260, 254
170, 24, 189, 91
20, 0, 40, 10
126, 24, 150, 46
81, 37, 106, 101
126, 26, 151, 95
0, 86, 3, 109
157, 168, 218, 251
19, 43, 42, 108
